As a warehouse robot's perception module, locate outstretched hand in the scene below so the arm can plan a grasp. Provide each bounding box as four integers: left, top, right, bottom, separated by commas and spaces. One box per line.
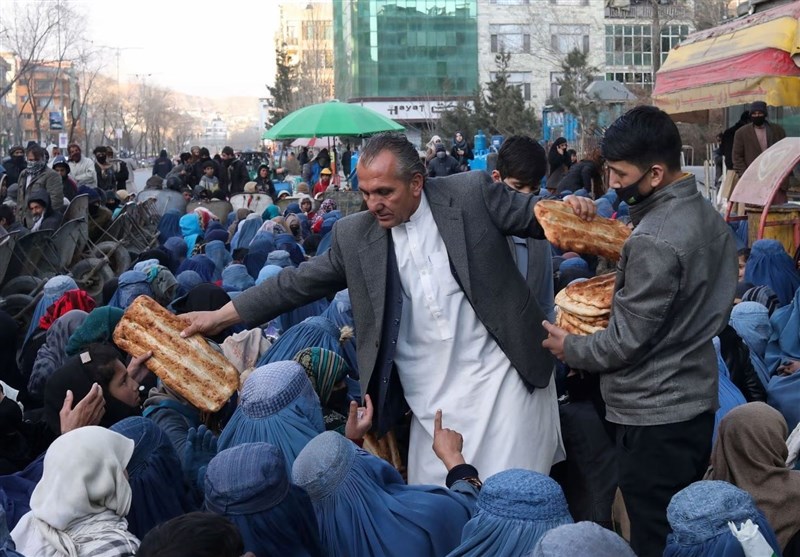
60, 383, 105, 434
563, 194, 597, 222
542, 320, 569, 362
126, 351, 153, 384
345, 394, 373, 441
183, 425, 218, 489
433, 409, 466, 471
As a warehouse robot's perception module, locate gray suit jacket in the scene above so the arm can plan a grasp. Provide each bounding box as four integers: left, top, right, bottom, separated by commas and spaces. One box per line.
233, 171, 555, 425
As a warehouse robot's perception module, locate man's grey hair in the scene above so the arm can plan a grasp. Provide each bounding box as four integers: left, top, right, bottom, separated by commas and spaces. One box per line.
359, 132, 426, 183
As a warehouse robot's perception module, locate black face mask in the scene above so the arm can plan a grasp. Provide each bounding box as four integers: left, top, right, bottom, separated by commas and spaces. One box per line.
751, 116, 766, 127
615, 167, 653, 206
96, 154, 107, 163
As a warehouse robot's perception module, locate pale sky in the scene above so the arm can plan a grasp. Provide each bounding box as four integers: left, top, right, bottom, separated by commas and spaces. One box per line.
3, 0, 286, 98
84, 0, 280, 98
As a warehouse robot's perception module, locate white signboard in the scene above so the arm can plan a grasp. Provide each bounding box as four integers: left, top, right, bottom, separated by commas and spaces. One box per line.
350, 99, 473, 122
115, 128, 123, 139
58, 133, 68, 148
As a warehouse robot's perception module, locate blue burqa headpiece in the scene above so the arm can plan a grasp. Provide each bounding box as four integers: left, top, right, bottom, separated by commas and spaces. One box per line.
175, 270, 204, 298
157, 209, 182, 245
222, 264, 255, 293
744, 239, 800, 306
204, 240, 232, 282
532, 522, 635, 557
25, 275, 77, 344
231, 218, 263, 251
204, 443, 322, 557
110, 417, 196, 539
763, 286, 800, 431
321, 289, 359, 378
177, 254, 215, 283
292, 431, 473, 557
447, 469, 573, 556
108, 271, 152, 310
258, 316, 343, 367
664, 481, 781, 557
218, 361, 324, 471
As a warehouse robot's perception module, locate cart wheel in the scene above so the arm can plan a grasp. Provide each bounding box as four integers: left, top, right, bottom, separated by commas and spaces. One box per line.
1, 276, 42, 297
91, 241, 131, 276
0, 293, 34, 331
70, 258, 114, 299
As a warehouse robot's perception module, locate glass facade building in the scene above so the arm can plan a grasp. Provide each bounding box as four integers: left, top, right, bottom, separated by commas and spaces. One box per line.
333, 0, 478, 101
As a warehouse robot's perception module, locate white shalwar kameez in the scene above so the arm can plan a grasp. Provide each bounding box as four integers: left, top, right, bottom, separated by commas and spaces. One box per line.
391, 191, 565, 486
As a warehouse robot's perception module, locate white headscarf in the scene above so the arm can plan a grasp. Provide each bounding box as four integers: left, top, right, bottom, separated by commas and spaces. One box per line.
12, 427, 139, 557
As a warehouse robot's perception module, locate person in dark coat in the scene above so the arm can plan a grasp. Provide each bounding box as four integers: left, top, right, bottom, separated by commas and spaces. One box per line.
3, 146, 26, 187
426, 144, 460, 177
26, 190, 62, 232
547, 138, 571, 194
51, 156, 78, 201
450, 131, 474, 171
733, 101, 787, 177
557, 150, 604, 197
720, 111, 749, 171
152, 150, 173, 179
221, 146, 250, 195
254, 163, 276, 200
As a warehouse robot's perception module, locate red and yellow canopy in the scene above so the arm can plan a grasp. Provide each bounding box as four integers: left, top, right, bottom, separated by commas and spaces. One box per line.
654, 2, 800, 114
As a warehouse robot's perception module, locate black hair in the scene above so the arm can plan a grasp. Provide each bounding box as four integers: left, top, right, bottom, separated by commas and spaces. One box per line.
303, 233, 322, 256
136, 512, 244, 557
179, 152, 191, 163
93, 146, 107, 155
566, 149, 577, 158
737, 248, 751, 260
495, 135, 547, 188
221, 146, 234, 156
82, 343, 122, 389
360, 132, 426, 182
25, 144, 45, 160
199, 147, 210, 158
0, 205, 15, 226
602, 105, 682, 172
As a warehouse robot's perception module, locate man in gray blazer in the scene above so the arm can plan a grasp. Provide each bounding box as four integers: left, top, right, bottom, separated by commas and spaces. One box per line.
182, 133, 595, 483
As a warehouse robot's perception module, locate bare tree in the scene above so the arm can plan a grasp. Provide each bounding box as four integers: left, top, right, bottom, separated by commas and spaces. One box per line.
69, 44, 105, 143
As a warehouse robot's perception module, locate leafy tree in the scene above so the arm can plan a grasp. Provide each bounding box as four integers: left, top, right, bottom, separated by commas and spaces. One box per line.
437, 51, 539, 144
550, 48, 602, 154
266, 43, 297, 128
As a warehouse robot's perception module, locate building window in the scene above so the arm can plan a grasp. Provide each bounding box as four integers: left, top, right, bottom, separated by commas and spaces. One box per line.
605, 24, 652, 66
550, 72, 564, 99
490, 0, 530, 3
605, 71, 653, 87
490, 24, 530, 54
551, 25, 590, 55
491, 71, 532, 100
660, 24, 689, 63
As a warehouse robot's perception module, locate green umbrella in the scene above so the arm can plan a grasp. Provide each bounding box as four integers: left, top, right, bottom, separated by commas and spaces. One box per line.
265, 100, 404, 140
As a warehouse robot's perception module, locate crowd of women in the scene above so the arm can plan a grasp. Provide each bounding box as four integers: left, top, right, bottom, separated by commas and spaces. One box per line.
0, 163, 797, 556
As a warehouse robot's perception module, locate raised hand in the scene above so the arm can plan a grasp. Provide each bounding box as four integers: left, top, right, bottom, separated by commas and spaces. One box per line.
433, 409, 466, 471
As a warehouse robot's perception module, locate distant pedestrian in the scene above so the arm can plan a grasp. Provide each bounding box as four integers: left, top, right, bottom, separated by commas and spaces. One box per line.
152, 149, 173, 179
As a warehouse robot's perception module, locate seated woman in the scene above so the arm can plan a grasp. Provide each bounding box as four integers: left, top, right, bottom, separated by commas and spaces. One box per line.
218, 361, 324, 471
291, 428, 477, 557
28, 310, 89, 405
10, 426, 140, 556
705, 402, 800, 556
43, 343, 150, 434
744, 239, 800, 306
109, 417, 196, 540
205, 442, 322, 557
664, 480, 781, 557
447, 469, 573, 556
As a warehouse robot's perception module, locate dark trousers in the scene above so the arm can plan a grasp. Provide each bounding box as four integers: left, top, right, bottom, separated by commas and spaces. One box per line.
616, 411, 714, 557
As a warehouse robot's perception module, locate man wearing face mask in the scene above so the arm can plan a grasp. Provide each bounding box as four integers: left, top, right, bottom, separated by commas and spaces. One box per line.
732, 101, 786, 177
93, 146, 116, 191
15, 144, 63, 228
67, 143, 98, 188
3, 146, 26, 187
543, 106, 737, 557
426, 143, 460, 177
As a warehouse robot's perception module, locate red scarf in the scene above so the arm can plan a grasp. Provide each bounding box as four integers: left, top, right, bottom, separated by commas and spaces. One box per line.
39, 289, 96, 330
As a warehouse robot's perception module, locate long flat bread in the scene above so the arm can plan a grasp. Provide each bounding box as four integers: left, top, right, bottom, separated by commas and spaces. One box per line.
113, 295, 239, 412
564, 272, 616, 309
534, 200, 630, 261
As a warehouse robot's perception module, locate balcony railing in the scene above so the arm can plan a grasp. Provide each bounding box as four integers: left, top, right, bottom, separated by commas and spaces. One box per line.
605, 3, 693, 20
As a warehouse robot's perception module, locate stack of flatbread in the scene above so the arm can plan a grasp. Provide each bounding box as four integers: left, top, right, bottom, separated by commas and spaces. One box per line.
113, 295, 240, 413
555, 273, 615, 335
534, 200, 630, 261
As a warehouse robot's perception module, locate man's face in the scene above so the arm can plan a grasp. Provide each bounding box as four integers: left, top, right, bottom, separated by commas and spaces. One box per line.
607, 160, 651, 194
259, 168, 268, 178
28, 202, 45, 218
493, 172, 537, 195
26, 151, 38, 163
182, 191, 192, 202
55, 166, 68, 177
52, 147, 61, 157
11, 149, 23, 158
221, 152, 232, 161
191, 148, 200, 157
358, 150, 423, 229
204, 167, 215, 177
750, 110, 765, 120
68, 146, 80, 158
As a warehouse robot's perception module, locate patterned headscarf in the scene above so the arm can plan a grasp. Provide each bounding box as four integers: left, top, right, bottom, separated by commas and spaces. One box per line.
293, 347, 351, 405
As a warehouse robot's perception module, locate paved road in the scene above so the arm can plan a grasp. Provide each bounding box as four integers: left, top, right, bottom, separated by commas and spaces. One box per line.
132, 167, 150, 193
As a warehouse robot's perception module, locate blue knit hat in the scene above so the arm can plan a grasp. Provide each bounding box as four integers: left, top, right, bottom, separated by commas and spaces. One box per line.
478, 469, 571, 522
292, 430, 355, 501
238, 361, 318, 420
531, 522, 635, 557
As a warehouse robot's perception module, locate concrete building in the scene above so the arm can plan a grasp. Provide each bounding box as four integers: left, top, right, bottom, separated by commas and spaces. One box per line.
476, 0, 694, 111
278, 0, 335, 105
477, 0, 606, 112
333, 0, 478, 144
14, 60, 75, 145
